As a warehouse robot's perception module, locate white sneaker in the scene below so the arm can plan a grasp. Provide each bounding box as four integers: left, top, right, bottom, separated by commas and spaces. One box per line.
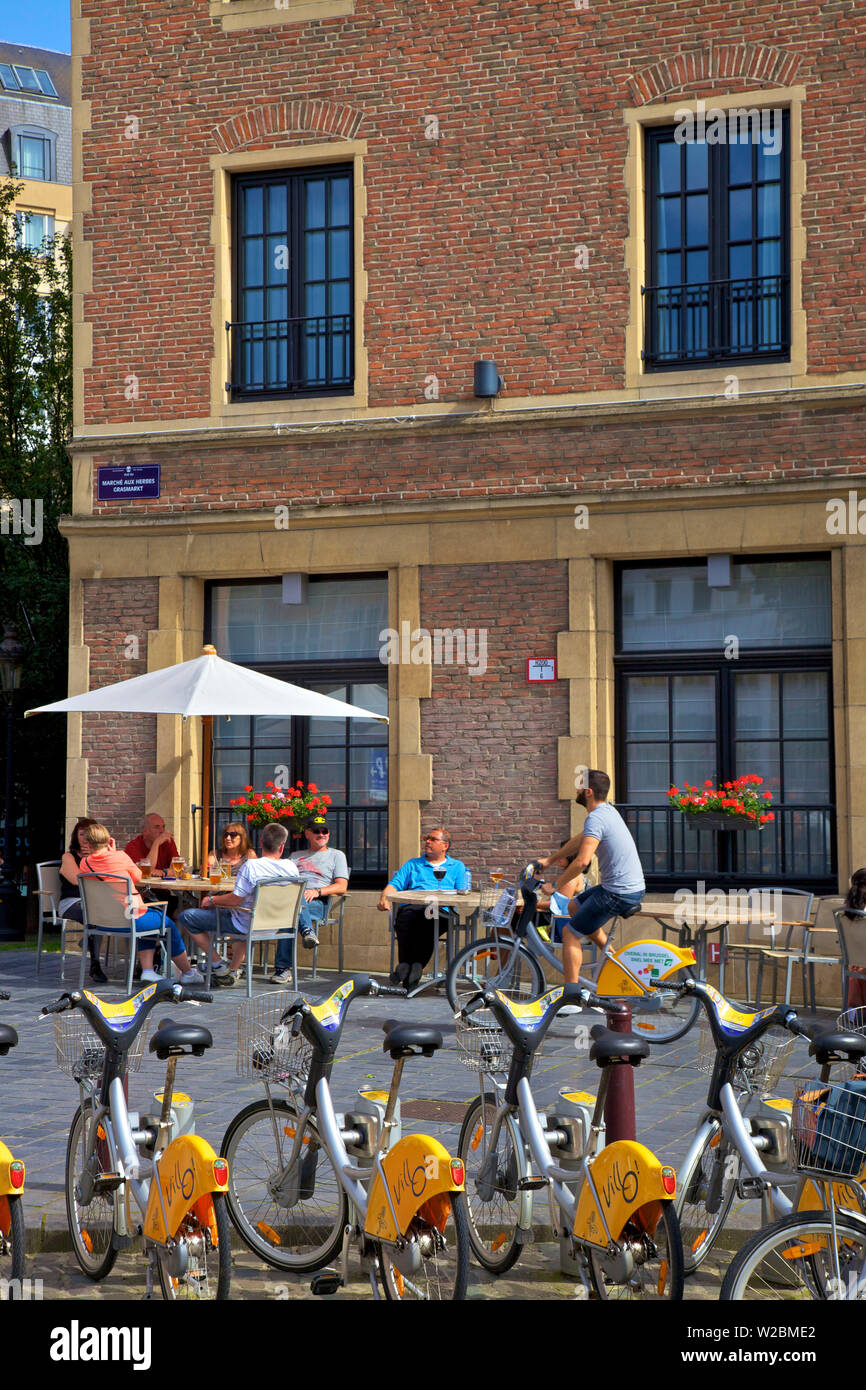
180, 967, 204, 984
557, 1004, 582, 1018
140, 969, 162, 984
211, 959, 230, 975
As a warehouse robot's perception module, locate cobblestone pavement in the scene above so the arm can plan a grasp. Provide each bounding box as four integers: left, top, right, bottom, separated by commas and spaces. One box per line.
0, 947, 825, 1301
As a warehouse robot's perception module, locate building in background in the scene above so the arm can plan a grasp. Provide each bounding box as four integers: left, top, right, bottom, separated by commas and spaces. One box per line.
0, 42, 71, 253
63, 3, 866, 967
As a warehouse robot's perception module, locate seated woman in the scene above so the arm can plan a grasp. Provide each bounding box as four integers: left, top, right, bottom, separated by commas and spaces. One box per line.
179, 822, 257, 980
76, 822, 202, 984
207, 821, 256, 874
59, 816, 108, 983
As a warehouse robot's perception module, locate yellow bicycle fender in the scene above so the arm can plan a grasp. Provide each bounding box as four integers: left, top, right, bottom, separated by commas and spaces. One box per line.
363, 1134, 465, 1244
143, 1135, 229, 1244
797, 1173, 866, 1218
574, 1140, 676, 1244
0, 1139, 24, 1197
596, 940, 696, 997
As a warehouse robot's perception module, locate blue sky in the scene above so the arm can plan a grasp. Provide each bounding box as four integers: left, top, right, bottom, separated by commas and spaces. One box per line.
0, 0, 70, 53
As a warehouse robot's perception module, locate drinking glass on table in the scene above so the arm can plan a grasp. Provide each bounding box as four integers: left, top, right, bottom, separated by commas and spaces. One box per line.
170, 856, 184, 878
490, 869, 504, 886
219, 859, 232, 882
209, 867, 223, 887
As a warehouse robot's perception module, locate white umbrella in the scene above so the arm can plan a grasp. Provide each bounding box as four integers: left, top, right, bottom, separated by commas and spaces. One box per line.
26, 645, 387, 873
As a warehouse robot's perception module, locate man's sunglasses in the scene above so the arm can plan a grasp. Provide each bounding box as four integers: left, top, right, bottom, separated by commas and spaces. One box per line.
311, 828, 330, 835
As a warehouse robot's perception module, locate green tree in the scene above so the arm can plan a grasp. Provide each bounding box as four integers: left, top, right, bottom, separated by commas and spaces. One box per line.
0, 176, 72, 868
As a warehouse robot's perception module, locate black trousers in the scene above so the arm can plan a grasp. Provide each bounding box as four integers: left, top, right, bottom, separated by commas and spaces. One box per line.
62, 901, 101, 962
394, 904, 449, 969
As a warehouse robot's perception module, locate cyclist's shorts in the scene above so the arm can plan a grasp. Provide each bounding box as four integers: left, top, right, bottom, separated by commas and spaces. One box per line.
565, 885, 644, 938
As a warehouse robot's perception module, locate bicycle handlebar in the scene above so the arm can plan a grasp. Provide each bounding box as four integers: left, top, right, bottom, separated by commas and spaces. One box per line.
177, 987, 212, 1004
373, 984, 409, 998
41, 993, 75, 1017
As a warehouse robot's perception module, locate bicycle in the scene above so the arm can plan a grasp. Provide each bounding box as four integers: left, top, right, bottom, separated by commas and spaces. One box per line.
455, 981, 684, 1299
220, 974, 470, 1300
446, 863, 698, 1044
659, 976, 866, 1276
0, 991, 25, 1287
43, 979, 231, 1300
721, 1023, 866, 1299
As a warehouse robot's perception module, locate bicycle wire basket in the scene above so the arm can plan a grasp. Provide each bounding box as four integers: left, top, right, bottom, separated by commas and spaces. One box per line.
695, 1015, 796, 1098
455, 1009, 510, 1074
237, 989, 312, 1085
792, 1072, 866, 1180
479, 882, 518, 933
54, 1012, 151, 1082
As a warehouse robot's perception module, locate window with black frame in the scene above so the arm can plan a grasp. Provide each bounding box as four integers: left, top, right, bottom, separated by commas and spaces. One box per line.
228, 165, 353, 398
206, 576, 388, 883
615, 557, 835, 889
643, 115, 789, 369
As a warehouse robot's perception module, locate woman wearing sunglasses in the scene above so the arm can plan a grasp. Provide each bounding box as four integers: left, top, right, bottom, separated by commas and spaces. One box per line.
207, 822, 256, 874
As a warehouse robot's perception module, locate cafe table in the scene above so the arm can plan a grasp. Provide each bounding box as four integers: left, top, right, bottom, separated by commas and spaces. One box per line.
634, 898, 806, 1002
387, 889, 483, 997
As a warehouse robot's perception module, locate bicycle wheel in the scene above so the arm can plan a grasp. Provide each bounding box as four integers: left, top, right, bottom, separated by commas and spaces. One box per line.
589, 1200, 684, 1300
457, 1093, 525, 1274
676, 1122, 739, 1274
65, 1103, 117, 1281
379, 1191, 470, 1300
156, 1191, 231, 1300
0, 1194, 25, 1285
721, 1211, 866, 1300
630, 968, 699, 1045
221, 1098, 347, 1272
445, 936, 545, 1013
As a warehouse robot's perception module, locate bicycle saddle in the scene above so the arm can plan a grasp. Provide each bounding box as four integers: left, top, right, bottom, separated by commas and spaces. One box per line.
149, 1019, 213, 1059
589, 1024, 649, 1067
382, 1022, 442, 1058
0, 1024, 18, 1054
809, 1030, 866, 1065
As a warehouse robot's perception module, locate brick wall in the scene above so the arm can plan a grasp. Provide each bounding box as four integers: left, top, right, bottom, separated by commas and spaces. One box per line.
420, 560, 570, 878
81, 578, 158, 847
90, 403, 866, 516
79, 2, 866, 427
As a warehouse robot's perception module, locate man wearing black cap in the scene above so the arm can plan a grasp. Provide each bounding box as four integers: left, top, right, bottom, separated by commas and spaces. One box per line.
271, 816, 350, 984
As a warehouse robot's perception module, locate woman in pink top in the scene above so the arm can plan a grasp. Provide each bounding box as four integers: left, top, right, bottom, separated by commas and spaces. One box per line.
77, 823, 202, 985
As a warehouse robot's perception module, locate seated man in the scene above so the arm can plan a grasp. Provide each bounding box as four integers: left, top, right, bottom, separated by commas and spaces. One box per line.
125, 813, 179, 876
183, 821, 299, 986
377, 828, 468, 989
271, 815, 349, 984
125, 812, 181, 917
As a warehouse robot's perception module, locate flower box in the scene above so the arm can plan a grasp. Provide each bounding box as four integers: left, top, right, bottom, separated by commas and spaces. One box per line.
684, 813, 763, 832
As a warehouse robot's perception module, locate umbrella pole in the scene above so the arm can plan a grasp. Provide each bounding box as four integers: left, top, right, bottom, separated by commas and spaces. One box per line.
200, 715, 213, 880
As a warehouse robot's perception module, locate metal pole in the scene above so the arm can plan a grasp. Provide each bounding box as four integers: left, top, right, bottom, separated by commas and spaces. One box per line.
602, 1002, 636, 1144
2, 699, 14, 878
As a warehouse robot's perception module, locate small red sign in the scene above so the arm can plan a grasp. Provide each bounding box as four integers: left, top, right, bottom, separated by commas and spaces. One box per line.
527, 658, 557, 683
708, 944, 721, 965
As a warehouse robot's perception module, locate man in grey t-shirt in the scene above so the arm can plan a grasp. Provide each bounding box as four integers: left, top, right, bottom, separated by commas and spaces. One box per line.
272, 816, 349, 983
539, 769, 645, 985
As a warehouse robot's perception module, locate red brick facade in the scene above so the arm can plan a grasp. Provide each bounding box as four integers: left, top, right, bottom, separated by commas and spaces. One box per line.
420, 560, 570, 876
80, 579, 158, 847
79, 5, 865, 430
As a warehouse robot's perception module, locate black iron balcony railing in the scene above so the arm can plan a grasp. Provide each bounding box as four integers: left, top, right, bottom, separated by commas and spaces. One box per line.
642, 274, 789, 368
226, 314, 353, 397
193, 803, 387, 881
620, 802, 835, 890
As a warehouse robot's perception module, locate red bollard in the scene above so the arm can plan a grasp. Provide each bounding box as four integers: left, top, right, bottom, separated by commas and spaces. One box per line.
603, 1002, 636, 1144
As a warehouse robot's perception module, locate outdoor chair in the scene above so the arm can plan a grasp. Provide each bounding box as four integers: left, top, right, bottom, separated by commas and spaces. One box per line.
77, 873, 168, 994
34, 859, 63, 977
321, 891, 351, 974
244, 880, 305, 997
756, 895, 843, 1011
721, 888, 813, 1005
834, 907, 866, 1011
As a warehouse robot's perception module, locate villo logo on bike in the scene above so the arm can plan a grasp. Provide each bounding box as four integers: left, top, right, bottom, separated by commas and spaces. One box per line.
494, 987, 563, 1030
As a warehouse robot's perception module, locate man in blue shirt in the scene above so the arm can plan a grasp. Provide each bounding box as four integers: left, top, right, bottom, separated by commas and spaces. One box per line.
378, 828, 468, 988
539, 770, 645, 986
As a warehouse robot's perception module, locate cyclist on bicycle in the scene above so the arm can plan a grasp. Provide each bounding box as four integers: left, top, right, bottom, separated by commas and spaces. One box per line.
537, 769, 645, 984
